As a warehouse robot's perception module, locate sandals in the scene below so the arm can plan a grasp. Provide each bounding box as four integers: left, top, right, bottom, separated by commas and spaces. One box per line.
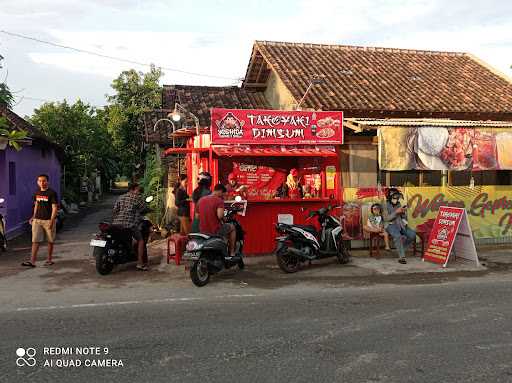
44, 261, 55, 266
21, 261, 36, 268
136, 264, 149, 271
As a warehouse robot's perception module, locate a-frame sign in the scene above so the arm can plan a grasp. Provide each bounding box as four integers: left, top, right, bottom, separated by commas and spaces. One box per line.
423, 206, 479, 268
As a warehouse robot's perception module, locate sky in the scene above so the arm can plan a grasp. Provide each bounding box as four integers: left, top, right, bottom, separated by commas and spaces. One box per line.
0, 0, 511, 117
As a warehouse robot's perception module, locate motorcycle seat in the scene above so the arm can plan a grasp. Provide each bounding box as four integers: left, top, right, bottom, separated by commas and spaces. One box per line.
189, 233, 226, 241
293, 225, 317, 234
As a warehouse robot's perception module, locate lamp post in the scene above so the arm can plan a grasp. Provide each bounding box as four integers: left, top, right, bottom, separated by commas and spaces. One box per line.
169, 103, 200, 136
296, 75, 326, 110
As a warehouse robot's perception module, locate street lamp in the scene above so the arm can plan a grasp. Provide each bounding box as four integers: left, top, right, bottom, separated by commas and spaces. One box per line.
169, 103, 200, 136
153, 117, 177, 148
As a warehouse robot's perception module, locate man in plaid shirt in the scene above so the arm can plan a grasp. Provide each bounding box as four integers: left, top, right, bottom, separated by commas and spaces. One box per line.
112, 183, 148, 270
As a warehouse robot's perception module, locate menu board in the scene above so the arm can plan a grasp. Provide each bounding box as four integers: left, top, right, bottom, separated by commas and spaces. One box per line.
231, 162, 285, 199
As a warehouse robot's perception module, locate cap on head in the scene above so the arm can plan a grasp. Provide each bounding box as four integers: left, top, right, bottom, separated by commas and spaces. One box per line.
290, 168, 299, 177
228, 173, 236, 181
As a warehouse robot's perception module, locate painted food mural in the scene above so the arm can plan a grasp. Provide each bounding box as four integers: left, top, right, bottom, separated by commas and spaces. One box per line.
379, 127, 512, 171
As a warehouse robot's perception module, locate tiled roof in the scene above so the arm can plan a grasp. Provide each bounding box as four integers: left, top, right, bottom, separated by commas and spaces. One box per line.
0, 103, 62, 153
243, 41, 512, 118
0, 102, 39, 135
146, 85, 271, 144
162, 85, 271, 127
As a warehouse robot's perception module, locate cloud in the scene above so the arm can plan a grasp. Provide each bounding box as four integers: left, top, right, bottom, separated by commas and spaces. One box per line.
2, 0, 511, 117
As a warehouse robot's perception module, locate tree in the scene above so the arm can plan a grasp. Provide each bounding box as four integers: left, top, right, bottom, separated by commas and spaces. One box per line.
30, 100, 118, 196
106, 65, 163, 176
0, 55, 14, 108
0, 116, 27, 151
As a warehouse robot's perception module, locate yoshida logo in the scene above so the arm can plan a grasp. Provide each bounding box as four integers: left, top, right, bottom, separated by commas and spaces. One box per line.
216, 112, 244, 139
437, 227, 449, 241
16, 347, 37, 367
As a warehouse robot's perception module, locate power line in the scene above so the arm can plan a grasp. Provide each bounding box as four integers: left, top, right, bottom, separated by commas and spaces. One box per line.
0, 29, 243, 81
14, 94, 102, 108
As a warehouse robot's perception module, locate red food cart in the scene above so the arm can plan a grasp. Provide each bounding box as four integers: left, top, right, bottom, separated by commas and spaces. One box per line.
164, 108, 344, 255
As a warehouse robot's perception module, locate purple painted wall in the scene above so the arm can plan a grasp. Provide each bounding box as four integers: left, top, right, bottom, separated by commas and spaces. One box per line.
0, 145, 61, 238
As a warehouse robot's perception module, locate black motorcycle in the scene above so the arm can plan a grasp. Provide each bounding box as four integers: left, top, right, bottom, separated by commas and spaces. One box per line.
183, 198, 245, 287
274, 205, 351, 273
0, 197, 7, 252
90, 196, 154, 275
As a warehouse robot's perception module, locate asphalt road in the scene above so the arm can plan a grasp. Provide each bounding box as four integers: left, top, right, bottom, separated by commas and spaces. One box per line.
2, 275, 512, 383
2, 195, 512, 382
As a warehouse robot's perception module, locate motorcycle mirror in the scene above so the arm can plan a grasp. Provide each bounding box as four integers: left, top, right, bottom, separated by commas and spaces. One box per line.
145, 196, 154, 203
234, 195, 243, 203
0, 198, 4, 204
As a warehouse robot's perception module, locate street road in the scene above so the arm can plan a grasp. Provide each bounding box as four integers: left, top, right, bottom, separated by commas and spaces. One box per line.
2, 276, 512, 383
1, 195, 512, 382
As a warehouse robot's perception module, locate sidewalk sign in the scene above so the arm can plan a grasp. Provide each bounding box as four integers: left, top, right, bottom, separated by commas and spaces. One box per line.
423, 206, 479, 268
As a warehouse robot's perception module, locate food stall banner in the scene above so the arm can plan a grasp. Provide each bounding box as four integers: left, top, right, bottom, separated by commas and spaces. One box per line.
231, 162, 285, 200
211, 108, 343, 145
423, 206, 479, 266
378, 127, 512, 171
343, 186, 512, 241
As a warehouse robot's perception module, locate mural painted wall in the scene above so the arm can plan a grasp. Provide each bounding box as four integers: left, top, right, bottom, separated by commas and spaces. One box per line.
342, 186, 512, 240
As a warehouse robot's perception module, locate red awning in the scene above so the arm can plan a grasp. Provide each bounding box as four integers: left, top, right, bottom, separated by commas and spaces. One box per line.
212, 145, 337, 157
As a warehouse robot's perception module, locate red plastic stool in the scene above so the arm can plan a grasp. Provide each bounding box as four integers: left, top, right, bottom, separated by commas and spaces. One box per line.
167, 234, 188, 265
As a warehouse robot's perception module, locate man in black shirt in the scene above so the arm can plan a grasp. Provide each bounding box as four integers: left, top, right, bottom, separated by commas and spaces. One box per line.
22, 174, 59, 267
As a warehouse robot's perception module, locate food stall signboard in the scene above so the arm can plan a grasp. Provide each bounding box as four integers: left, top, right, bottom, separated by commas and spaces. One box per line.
423, 206, 479, 267
211, 108, 343, 145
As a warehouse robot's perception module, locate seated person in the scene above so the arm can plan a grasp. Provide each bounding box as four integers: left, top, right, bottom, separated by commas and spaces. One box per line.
277, 169, 304, 199
364, 203, 390, 250
196, 184, 236, 258
385, 188, 416, 264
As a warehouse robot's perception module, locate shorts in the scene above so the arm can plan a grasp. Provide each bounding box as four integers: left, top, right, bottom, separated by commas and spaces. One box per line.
32, 219, 56, 243
131, 227, 143, 241
216, 223, 234, 238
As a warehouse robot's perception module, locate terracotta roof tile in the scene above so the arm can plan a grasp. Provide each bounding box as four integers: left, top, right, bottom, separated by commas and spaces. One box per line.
244, 41, 512, 118
0, 103, 60, 151
162, 85, 271, 126
145, 85, 270, 144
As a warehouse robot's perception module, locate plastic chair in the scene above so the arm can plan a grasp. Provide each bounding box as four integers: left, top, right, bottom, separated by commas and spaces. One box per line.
167, 233, 188, 265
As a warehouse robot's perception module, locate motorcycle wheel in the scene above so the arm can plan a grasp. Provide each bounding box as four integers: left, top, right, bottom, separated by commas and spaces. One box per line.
276, 246, 300, 273
94, 247, 114, 275
190, 259, 210, 287
336, 238, 351, 264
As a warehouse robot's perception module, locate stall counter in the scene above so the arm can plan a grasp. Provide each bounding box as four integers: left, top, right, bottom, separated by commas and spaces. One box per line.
235, 199, 339, 255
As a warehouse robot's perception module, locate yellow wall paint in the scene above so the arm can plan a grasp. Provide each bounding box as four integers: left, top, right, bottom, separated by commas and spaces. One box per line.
264, 71, 297, 110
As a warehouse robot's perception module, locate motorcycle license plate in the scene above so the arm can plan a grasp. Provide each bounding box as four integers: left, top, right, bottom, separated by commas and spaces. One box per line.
90, 239, 107, 248
183, 251, 200, 261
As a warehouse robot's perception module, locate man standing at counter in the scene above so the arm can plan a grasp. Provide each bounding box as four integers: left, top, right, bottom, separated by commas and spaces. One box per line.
225, 173, 247, 200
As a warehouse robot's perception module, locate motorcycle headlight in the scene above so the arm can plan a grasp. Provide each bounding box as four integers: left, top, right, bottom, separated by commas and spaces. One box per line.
186, 241, 203, 251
